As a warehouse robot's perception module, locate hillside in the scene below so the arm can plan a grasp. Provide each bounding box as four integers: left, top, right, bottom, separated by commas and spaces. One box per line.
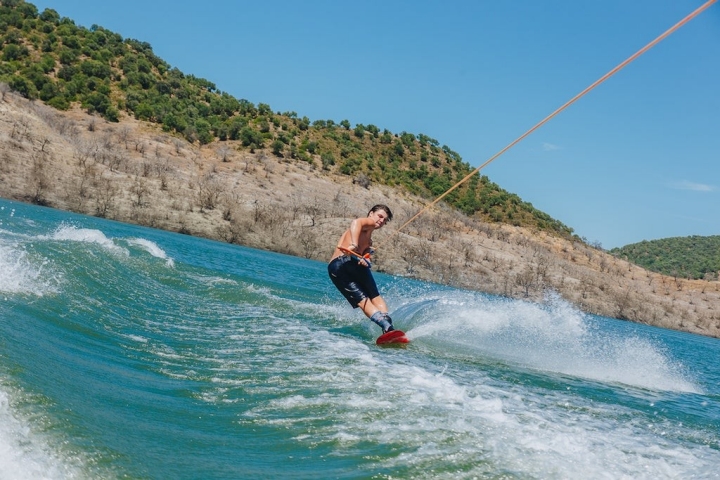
1, 1, 719, 339
0, 0, 573, 238
611, 236, 720, 280
3, 87, 720, 339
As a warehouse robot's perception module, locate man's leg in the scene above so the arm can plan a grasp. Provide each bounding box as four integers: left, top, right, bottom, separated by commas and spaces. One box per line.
358, 297, 393, 333
357, 296, 389, 318
370, 295, 389, 314
357, 297, 380, 318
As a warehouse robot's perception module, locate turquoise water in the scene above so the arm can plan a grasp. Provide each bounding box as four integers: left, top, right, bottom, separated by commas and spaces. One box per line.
1, 197, 719, 479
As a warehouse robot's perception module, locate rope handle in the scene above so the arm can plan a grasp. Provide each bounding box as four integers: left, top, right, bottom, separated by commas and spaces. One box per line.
337, 246, 373, 269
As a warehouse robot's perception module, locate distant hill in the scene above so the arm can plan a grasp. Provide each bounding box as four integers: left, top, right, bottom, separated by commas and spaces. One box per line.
610, 236, 720, 280
0, 0, 575, 239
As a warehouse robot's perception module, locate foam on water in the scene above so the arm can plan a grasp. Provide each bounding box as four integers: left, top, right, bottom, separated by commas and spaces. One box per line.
49, 224, 128, 257
228, 319, 714, 479
127, 238, 175, 267
0, 387, 82, 479
118, 283, 712, 479
0, 242, 59, 297
399, 290, 700, 393
1, 223, 176, 298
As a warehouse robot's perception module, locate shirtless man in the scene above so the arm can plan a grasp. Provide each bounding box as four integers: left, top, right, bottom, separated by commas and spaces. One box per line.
328, 205, 395, 333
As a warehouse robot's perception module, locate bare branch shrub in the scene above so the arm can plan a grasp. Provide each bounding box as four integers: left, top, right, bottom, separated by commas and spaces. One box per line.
29, 152, 49, 205
0, 82, 10, 101
196, 173, 223, 211
297, 227, 321, 258
118, 126, 133, 149
217, 145, 232, 162
131, 175, 150, 209
353, 173, 371, 189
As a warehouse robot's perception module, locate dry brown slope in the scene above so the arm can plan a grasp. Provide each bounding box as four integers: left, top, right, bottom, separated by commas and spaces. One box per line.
1, 89, 718, 338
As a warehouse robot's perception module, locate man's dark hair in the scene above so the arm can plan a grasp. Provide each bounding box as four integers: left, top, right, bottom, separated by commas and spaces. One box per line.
369, 204, 393, 222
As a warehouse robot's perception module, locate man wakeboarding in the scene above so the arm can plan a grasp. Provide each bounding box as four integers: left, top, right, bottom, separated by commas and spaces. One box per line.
328, 204, 395, 334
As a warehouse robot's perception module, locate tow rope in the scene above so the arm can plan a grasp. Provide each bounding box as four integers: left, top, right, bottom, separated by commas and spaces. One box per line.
379, 0, 717, 248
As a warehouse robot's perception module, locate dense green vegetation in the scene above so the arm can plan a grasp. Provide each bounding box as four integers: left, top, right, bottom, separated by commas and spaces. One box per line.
611, 236, 720, 280
0, 0, 576, 238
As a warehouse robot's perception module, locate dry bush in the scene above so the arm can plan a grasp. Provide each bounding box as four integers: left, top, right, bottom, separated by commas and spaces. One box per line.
93, 175, 118, 218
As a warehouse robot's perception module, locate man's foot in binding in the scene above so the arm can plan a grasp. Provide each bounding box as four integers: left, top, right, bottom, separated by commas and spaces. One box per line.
370, 312, 394, 333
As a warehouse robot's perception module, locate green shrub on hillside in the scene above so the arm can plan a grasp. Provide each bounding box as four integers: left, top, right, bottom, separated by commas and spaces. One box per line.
611, 236, 720, 280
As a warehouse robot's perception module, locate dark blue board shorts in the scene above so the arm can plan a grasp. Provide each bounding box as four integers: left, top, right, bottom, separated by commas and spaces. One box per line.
328, 254, 379, 308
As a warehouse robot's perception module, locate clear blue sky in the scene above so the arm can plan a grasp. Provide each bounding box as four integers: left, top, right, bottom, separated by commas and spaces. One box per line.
31, 0, 720, 249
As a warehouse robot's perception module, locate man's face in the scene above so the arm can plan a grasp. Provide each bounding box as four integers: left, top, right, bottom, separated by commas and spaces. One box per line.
370, 210, 389, 229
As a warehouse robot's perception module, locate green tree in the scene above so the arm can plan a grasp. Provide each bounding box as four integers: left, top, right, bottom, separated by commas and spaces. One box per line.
271, 139, 284, 156
195, 119, 214, 144
134, 102, 154, 121
83, 91, 111, 114
39, 8, 61, 23
80, 59, 111, 79
321, 152, 336, 169
354, 124, 365, 138
240, 126, 263, 148
8, 75, 37, 99
2, 43, 29, 61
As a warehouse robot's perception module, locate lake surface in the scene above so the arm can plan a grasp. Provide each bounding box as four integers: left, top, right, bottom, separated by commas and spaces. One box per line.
1, 197, 718, 479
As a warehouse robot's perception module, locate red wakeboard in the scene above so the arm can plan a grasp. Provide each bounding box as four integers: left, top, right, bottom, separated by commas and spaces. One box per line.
376, 330, 410, 346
